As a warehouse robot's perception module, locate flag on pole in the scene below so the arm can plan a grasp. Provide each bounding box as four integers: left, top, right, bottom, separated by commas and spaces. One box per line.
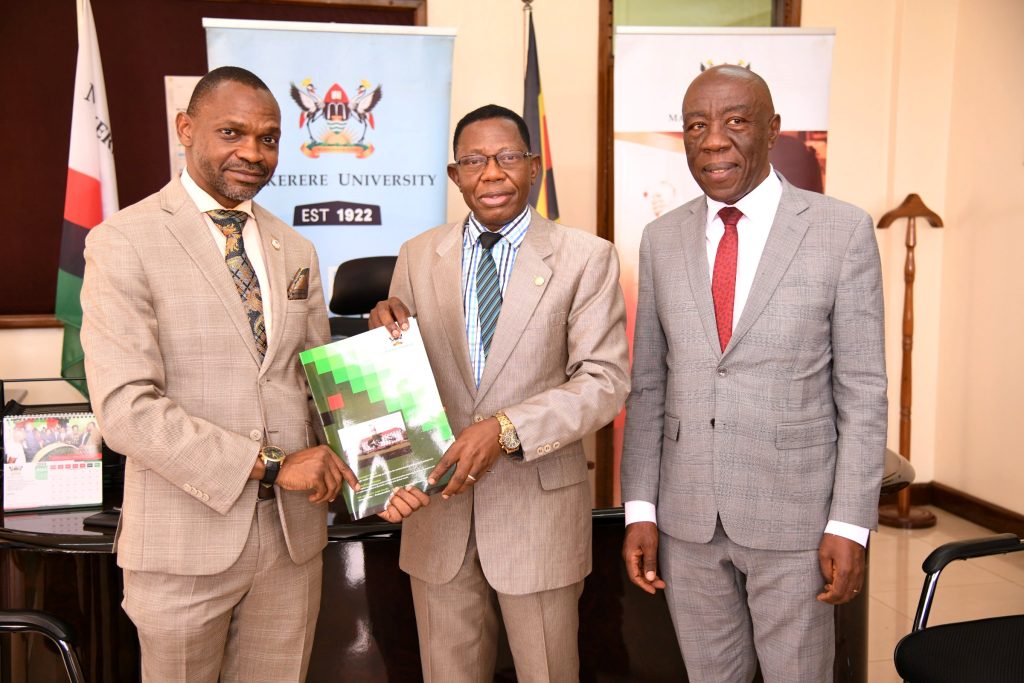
56, 0, 118, 397
523, 9, 559, 221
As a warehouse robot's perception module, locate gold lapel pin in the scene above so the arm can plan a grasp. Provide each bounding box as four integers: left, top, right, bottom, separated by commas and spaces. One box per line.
534, 276, 545, 286
271, 238, 281, 250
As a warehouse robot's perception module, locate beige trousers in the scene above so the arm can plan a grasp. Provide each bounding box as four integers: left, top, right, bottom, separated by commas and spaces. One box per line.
410, 528, 583, 683
122, 500, 322, 683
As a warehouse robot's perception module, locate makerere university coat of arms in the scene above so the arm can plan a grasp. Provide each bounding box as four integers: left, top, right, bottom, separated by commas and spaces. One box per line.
289, 78, 383, 158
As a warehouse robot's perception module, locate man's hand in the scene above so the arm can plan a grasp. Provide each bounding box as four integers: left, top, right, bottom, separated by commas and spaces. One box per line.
623, 521, 666, 594
369, 297, 411, 338
817, 533, 865, 605
427, 418, 502, 499
275, 445, 360, 504
378, 485, 431, 523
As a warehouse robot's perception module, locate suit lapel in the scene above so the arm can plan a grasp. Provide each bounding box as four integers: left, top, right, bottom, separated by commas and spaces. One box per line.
254, 204, 287, 373
725, 179, 810, 355
431, 220, 476, 398
680, 201, 724, 358
476, 211, 553, 404
161, 179, 262, 365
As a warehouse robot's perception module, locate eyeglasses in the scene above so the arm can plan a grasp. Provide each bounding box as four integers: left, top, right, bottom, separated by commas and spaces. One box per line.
451, 151, 534, 171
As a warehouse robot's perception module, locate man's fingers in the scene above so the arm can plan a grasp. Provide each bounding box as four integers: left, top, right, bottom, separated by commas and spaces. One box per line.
427, 449, 459, 486
442, 461, 474, 498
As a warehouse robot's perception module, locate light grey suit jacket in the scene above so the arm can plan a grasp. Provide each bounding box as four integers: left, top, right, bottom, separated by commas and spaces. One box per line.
81, 177, 330, 575
621, 176, 887, 551
390, 210, 630, 595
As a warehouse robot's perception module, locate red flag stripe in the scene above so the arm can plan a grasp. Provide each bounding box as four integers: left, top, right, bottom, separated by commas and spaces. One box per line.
64, 167, 104, 230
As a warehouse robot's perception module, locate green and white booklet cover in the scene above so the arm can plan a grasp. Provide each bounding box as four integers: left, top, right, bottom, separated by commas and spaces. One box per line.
299, 319, 455, 520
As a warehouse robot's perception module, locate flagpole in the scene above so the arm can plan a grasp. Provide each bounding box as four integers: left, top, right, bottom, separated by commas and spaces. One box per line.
522, 0, 533, 75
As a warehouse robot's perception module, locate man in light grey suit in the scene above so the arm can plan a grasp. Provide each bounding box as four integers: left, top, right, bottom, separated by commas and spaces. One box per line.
82, 67, 356, 682
370, 105, 630, 682
620, 66, 887, 681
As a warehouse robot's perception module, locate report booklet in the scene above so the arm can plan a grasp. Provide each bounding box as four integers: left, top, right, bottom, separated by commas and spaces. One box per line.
300, 318, 455, 520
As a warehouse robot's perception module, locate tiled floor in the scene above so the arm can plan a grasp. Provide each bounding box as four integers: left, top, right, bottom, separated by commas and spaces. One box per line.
866, 505, 1024, 682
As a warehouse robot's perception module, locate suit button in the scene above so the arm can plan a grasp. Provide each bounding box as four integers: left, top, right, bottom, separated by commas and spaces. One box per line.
543, 444, 552, 453
473, 415, 484, 423
717, 368, 727, 377
183, 484, 191, 493
250, 429, 262, 441
710, 418, 716, 428
553, 441, 561, 449
202, 493, 210, 501
536, 446, 544, 455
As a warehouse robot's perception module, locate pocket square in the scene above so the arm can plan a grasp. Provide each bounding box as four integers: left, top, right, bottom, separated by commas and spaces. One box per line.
287, 268, 310, 300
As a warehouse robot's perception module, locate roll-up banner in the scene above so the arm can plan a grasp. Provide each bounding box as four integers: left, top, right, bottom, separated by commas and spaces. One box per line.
612, 28, 835, 498
204, 19, 456, 302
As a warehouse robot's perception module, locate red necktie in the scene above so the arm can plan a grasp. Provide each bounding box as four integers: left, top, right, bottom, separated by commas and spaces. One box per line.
712, 207, 743, 351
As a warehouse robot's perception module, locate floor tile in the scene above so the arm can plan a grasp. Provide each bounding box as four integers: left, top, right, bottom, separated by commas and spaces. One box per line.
867, 597, 910, 662
867, 658, 903, 683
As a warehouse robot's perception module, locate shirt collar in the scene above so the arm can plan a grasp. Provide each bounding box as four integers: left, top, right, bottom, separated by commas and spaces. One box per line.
705, 165, 782, 226
466, 206, 531, 250
180, 167, 255, 219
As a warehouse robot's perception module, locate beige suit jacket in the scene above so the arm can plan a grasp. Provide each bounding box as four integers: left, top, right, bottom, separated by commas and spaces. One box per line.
81, 177, 330, 575
391, 210, 630, 595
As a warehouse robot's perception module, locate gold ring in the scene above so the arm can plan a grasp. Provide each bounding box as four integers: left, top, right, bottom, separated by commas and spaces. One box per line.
467, 474, 478, 482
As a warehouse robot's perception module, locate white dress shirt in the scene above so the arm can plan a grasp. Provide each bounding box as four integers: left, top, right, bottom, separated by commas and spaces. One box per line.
180, 168, 274, 342
625, 168, 870, 547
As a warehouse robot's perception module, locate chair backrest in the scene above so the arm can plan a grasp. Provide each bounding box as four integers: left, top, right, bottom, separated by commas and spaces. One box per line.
894, 534, 1024, 682
328, 256, 398, 338
0, 609, 85, 682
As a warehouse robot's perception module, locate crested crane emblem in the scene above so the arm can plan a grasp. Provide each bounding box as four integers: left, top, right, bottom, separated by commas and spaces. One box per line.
289, 78, 383, 158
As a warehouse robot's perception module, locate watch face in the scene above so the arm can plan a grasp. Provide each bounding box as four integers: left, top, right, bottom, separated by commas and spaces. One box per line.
262, 447, 286, 463
499, 431, 520, 451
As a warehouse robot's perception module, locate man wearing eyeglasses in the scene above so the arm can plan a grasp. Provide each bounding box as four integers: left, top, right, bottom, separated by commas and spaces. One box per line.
369, 104, 629, 682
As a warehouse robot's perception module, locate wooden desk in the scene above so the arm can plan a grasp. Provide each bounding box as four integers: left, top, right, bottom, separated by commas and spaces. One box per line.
0, 506, 868, 682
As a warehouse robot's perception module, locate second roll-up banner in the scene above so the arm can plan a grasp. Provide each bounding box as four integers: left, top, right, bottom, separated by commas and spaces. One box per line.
204, 19, 456, 303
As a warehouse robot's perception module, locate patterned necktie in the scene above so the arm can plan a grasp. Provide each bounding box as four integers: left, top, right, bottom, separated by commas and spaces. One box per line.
476, 231, 503, 359
207, 209, 268, 361
712, 206, 743, 352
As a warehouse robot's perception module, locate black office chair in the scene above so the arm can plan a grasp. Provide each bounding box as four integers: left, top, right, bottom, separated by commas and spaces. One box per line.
0, 609, 85, 682
328, 256, 398, 339
894, 533, 1024, 682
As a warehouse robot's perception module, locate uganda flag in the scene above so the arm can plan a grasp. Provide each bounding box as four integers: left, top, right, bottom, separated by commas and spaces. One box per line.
56, 0, 118, 397
523, 10, 559, 221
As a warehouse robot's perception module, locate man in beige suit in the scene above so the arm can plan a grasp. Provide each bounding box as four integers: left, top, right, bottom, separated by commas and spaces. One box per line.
81, 67, 356, 683
370, 105, 630, 682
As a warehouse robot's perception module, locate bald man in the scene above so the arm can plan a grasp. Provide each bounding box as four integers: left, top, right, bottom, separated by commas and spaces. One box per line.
620, 66, 887, 681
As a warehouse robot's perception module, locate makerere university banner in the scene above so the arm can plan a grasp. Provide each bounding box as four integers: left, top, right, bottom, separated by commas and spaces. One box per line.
204, 19, 456, 298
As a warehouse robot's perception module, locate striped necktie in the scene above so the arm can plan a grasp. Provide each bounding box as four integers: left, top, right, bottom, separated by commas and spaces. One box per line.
207, 209, 267, 361
476, 231, 503, 360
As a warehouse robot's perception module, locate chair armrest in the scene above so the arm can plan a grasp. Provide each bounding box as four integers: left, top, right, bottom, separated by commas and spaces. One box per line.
922, 533, 1022, 574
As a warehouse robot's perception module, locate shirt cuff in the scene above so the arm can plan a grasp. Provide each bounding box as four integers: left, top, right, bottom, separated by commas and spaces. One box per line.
824, 520, 870, 547
624, 500, 657, 526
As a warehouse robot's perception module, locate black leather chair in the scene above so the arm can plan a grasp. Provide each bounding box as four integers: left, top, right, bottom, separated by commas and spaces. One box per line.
894, 533, 1024, 682
0, 609, 85, 683
328, 256, 398, 339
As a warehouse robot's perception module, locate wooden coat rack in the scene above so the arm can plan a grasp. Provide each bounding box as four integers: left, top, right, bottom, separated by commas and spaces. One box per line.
877, 194, 943, 528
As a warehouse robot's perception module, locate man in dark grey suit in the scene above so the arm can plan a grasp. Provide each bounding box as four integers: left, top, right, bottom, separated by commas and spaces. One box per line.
620, 65, 887, 681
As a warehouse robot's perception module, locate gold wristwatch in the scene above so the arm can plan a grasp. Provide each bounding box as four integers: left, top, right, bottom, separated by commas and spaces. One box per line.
258, 446, 286, 486
493, 411, 521, 455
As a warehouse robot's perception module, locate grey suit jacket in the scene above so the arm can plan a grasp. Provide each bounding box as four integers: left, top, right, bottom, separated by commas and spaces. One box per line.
620, 176, 887, 551
81, 177, 330, 575
391, 209, 630, 595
